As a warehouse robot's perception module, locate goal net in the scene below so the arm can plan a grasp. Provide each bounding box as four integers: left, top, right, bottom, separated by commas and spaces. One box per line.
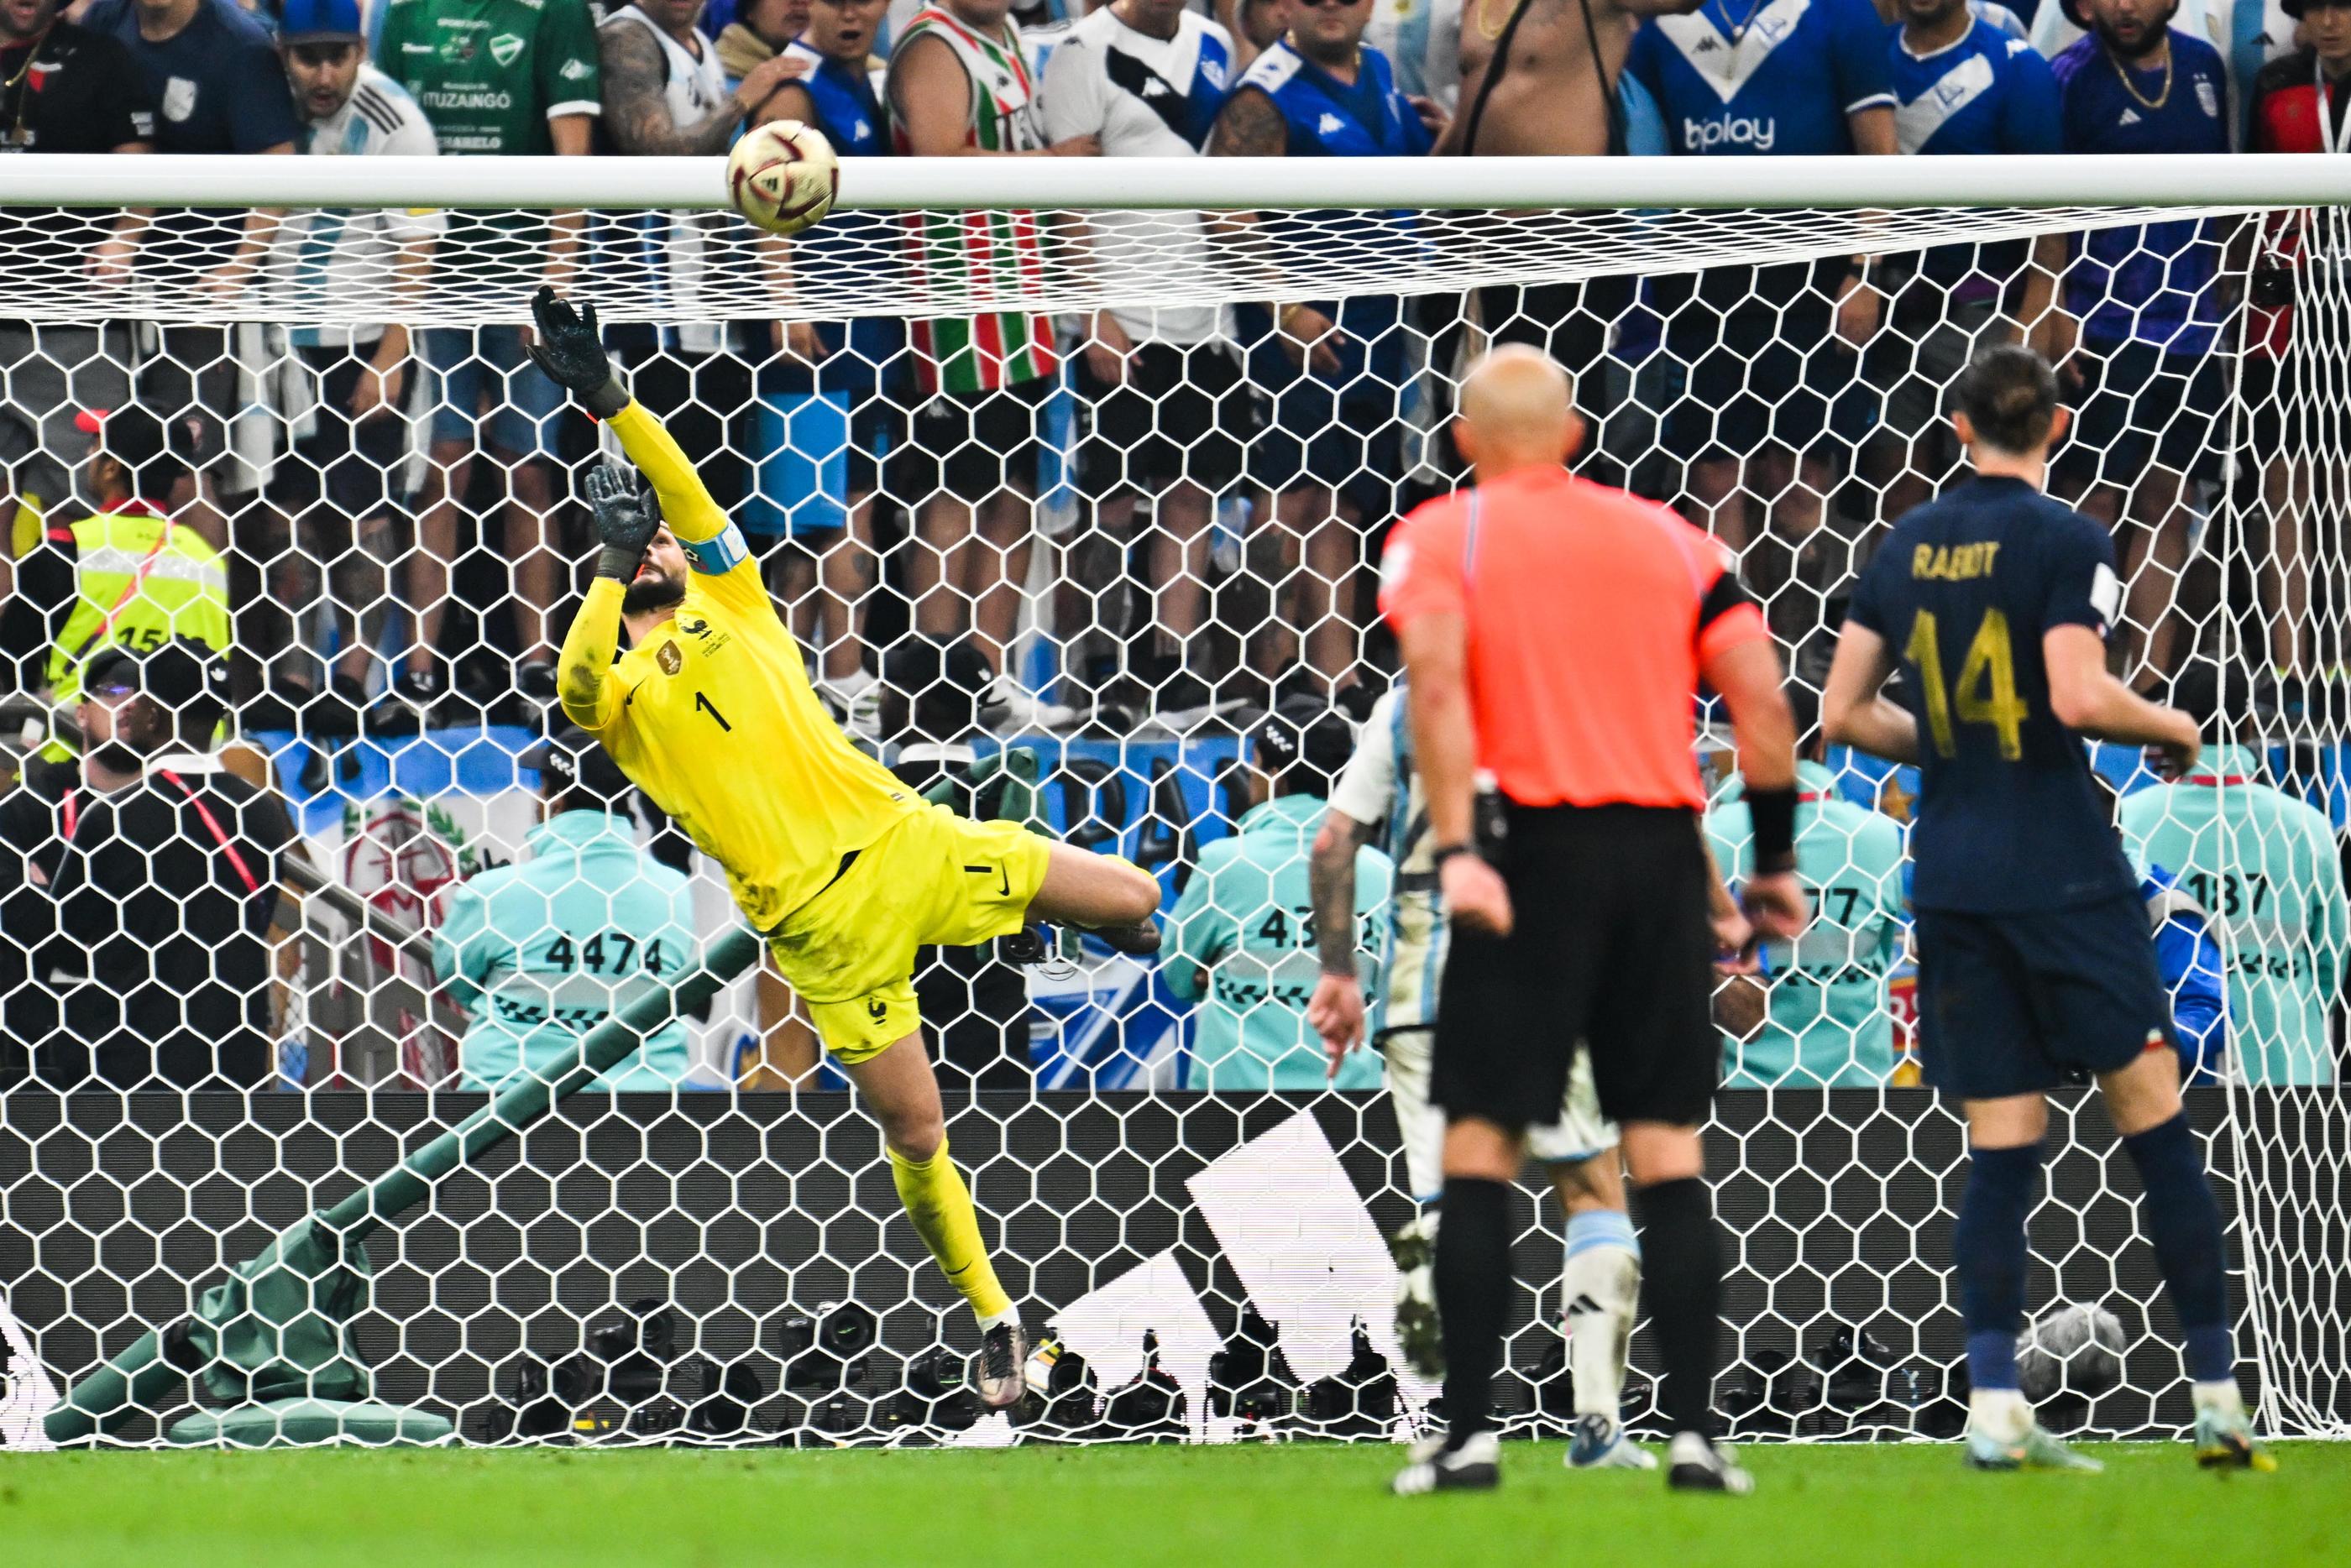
0, 152, 2346, 1449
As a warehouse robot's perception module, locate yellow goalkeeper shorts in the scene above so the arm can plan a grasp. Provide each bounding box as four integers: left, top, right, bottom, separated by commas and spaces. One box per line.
766, 802, 1055, 1064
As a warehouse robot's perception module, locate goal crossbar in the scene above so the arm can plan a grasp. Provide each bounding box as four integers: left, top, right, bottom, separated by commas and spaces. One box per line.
1, 152, 2347, 212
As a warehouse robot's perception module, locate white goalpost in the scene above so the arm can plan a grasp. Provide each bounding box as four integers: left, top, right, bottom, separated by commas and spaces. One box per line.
0, 154, 2345, 1448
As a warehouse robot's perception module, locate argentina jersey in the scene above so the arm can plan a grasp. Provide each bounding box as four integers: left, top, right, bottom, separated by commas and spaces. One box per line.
2050, 29, 2230, 352
1890, 18, 2062, 155
1629, 0, 1893, 155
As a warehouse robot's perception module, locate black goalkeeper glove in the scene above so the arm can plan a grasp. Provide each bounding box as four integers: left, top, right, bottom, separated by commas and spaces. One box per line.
585, 461, 658, 582
527, 285, 629, 418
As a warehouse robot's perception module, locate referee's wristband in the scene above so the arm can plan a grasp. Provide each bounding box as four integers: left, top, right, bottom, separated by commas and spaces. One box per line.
1432, 843, 1476, 870
1746, 787, 1799, 875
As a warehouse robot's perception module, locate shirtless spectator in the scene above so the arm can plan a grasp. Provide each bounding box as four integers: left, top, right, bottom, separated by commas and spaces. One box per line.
1438, 0, 1699, 479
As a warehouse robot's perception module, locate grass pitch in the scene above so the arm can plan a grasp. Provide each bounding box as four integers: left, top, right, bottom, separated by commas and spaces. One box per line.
2, 1440, 2340, 1568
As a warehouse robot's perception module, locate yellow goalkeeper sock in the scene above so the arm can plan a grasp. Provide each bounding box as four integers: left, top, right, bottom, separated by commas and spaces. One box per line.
889, 1138, 1013, 1324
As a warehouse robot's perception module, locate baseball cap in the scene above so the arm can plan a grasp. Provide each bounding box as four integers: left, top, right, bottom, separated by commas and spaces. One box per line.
75, 405, 183, 492
280, 0, 365, 44
525, 726, 635, 806
1251, 700, 1355, 784
82, 638, 233, 732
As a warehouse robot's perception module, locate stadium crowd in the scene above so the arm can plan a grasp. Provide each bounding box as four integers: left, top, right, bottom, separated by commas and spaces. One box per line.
0, 0, 2346, 1093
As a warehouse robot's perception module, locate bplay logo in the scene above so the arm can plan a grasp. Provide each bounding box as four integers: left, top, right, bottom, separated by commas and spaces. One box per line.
1685, 114, 1776, 152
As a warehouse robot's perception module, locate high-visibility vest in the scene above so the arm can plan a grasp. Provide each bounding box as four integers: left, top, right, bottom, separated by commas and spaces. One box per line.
44, 502, 233, 709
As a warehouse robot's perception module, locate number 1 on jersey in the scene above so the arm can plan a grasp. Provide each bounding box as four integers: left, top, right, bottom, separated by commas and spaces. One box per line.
1906, 607, 2029, 760
695, 692, 731, 732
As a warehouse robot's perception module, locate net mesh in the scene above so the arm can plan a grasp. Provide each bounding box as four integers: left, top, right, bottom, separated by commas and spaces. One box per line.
0, 189, 2346, 1450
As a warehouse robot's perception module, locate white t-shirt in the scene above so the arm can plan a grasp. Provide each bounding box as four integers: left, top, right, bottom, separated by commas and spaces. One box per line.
277, 66, 443, 350
1039, 4, 1237, 345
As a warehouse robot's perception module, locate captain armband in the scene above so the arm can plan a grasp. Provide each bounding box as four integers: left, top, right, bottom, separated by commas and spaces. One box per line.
679, 523, 751, 576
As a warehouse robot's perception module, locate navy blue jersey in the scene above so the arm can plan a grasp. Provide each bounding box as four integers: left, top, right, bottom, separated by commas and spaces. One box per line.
1846, 476, 2138, 913
2050, 30, 2230, 352
82, 0, 297, 155
1627, 0, 1893, 157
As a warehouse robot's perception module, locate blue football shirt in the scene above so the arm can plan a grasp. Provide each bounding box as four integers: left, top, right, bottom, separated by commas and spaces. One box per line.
1627, 0, 1893, 156
1892, 18, 2063, 284
2050, 30, 2231, 352
1232, 39, 1430, 388
1845, 476, 2139, 913
1892, 18, 2064, 154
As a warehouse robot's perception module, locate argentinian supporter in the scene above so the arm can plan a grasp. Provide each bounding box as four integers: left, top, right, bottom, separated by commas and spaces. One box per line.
1867, 0, 2064, 527
265, 0, 444, 729
1625, 0, 1895, 557
374, 0, 601, 717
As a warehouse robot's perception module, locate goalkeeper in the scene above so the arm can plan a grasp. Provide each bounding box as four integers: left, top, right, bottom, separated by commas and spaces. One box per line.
530, 288, 1163, 1404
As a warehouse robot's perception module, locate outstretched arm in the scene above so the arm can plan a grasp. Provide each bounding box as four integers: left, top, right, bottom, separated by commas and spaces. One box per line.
529, 286, 735, 548
557, 464, 662, 732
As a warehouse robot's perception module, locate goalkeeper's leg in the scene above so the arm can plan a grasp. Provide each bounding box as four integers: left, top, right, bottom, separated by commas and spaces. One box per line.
840, 1034, 1026, 1408
1023, 842, 1164, 956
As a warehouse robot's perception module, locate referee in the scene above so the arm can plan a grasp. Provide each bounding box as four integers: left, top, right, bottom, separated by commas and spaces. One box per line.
1380, 347, 1805, 1496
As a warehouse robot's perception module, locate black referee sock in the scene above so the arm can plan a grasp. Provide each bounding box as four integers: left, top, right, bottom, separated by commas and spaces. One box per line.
1636, 1176, 1722, 1437
1435, 1176, 1511, 1445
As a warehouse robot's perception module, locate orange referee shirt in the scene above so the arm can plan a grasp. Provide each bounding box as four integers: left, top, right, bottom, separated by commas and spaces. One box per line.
1378, 465, 1767, 812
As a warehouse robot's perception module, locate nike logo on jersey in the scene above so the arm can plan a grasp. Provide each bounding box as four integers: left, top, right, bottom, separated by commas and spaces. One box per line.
1318, 112, 1344, 134
625, 680, 647, 708
966, 862, 1011, 897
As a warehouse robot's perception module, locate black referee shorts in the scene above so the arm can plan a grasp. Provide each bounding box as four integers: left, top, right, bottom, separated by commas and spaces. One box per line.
1434, 802, 1719, 1131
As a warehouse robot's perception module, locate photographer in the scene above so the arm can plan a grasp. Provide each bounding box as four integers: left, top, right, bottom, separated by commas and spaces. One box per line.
30, 640, 296, 1090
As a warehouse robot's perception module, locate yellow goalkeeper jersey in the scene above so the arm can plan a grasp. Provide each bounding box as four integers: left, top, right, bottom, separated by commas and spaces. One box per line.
556, 401, 917, 930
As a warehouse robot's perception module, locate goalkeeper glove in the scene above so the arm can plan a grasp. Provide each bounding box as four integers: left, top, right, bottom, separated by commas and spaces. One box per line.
584, 461, 658, 582
527, 285, 629, 418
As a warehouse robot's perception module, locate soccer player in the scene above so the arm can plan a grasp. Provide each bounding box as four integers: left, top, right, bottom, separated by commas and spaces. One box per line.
1821, 344, 2275, 1472
1307, 682, 1666, 1471
528, 287, 1165, 1405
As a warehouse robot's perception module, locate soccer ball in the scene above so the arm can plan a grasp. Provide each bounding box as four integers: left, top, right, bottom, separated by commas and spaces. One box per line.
2017, 1301, 2126, 1402
726, 120, 840, 236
